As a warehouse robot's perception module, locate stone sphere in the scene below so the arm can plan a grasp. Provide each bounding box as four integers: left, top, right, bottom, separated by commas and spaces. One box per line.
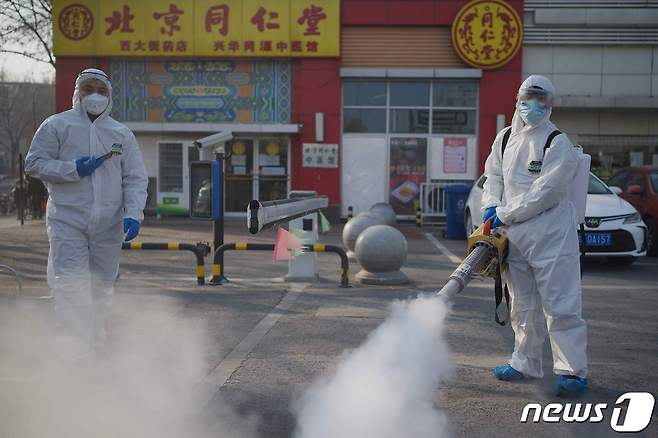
355, 225, 407, 273
342, 212, 381, 253
369, 202, 397, 226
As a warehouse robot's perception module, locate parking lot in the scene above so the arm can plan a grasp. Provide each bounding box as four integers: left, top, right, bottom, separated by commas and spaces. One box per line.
0, 216, 656, 437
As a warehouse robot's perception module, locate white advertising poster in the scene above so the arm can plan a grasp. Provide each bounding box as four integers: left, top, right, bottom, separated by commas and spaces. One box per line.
303, 143, 338, 168
443, 137, 468, 174
429, 136, 477, 181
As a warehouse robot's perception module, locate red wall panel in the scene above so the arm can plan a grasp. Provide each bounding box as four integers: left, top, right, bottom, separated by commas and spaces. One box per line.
476, 0, 524, 175
290, 58, 342, 206
55, 57, 111, 112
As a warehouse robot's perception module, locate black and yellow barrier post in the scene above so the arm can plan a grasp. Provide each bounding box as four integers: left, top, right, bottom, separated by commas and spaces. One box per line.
414, 200, 422, 227
122, 242, 210, 285
211, 242, 349, 287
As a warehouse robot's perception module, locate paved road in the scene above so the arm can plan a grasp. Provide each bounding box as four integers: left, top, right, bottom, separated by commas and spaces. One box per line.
0, 217, 656, 437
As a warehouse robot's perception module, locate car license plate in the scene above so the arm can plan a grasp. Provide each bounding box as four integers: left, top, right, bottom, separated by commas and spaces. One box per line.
579, 233, 612, 246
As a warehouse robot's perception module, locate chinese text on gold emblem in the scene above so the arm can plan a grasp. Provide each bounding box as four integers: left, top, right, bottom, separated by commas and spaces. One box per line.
451, 0, 522, 70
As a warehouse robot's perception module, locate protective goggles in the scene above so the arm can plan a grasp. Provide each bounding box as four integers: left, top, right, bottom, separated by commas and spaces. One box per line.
77, 69, 110, 81
518, 87, 551, 103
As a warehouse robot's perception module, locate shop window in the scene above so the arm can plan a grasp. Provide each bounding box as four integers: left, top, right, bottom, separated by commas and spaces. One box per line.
390, 81, 430, 107
343, 80, 386, 106
432, 80, 478, 135
343, 108, 387, 133
432, 109, 477, 134
258, 139, 288, 202
158, 143, 183, 192
225, 140, 254, 212
433, 81, 478, 107
390, 109, 429, 134
342, 79, 478, 135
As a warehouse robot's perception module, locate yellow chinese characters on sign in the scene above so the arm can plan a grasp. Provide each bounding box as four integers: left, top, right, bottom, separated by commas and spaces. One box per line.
53, 0, 339, 57
451, 0, 522, 70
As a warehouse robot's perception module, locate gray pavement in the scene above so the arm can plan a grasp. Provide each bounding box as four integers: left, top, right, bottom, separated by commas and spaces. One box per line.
0, 216, 656, 437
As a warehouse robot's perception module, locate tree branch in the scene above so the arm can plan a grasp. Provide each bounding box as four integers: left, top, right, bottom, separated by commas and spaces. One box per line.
0, 49, 53, 65
2, 0, 54, 66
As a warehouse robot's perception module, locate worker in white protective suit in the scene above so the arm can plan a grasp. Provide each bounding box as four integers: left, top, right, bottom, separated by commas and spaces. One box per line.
481, 75, 588, 397
26, 68, 147, 363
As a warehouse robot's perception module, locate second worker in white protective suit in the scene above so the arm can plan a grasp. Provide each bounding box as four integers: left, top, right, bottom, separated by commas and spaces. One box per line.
26, 68, 148, 364
481, 75, 588, 397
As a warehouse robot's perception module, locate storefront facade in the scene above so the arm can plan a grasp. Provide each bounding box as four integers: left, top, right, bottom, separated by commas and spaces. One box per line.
53, 0, 524, 218
523, 0, 658, 180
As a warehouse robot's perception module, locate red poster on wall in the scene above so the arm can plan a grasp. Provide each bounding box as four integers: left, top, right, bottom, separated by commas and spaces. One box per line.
389, 137, 427, 215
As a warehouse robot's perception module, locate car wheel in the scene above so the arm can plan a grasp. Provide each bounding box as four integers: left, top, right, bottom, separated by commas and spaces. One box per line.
645, 217, 657, 257
465, 209, 474, 235
608, 256, 637, 266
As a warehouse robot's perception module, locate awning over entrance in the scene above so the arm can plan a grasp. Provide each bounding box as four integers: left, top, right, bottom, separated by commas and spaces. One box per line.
125, 122, 301, 135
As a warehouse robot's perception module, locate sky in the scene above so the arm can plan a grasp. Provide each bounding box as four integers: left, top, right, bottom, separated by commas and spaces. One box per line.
0, 51, 55, 83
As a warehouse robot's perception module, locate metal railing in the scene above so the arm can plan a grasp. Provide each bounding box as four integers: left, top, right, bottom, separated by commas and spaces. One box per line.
420, 181, 476, 226
211, 242, 349, 287
122, 242, 211, 285
419, 182, 448, 225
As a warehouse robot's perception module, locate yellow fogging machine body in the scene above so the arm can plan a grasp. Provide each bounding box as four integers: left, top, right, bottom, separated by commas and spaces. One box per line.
466, 222, 508, 278
435, 220, 508, 301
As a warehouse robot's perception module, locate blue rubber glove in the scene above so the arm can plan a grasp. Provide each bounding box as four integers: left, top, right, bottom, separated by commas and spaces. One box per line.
123, 218, 140, 242
491, 214, 505, 229
483, 206, 497, 222
75, 155, 101, 177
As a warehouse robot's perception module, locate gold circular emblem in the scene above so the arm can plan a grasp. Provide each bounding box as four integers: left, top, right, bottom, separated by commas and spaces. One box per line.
232, 141, 246, 155
452, 0, 522, 70
58, 4, 94, 41
265, 141, 280, 156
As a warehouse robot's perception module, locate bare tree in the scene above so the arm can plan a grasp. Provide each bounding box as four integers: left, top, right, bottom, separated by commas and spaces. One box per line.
0, 71, 55, 175
0, 0, 54, 67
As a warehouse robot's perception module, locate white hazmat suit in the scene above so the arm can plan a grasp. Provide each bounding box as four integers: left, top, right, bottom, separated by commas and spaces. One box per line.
482, 75, 588, 379
26, 69, 148, 361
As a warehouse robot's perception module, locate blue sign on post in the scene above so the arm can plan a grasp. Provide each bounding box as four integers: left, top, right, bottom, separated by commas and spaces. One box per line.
212, 159, 222, 221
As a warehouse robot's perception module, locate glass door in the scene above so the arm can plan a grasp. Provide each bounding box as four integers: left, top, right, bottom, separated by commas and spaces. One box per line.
225, 140, 254, 212
222, 137, 290, 214
257, 139, 289, 202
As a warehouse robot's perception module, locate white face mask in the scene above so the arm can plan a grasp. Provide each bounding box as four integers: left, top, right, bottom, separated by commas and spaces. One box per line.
81, 93, 108, 116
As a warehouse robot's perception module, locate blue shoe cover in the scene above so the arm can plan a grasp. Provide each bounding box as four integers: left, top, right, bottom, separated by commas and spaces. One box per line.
556, 375, 588, 397
494, 364, 524, 381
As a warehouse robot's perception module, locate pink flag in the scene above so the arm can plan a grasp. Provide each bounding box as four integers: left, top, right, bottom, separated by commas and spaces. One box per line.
272, 226, 303, 261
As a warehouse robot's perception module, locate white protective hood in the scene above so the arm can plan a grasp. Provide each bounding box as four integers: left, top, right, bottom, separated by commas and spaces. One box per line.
72, 68, 113, 121
510, 75, 556, 135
